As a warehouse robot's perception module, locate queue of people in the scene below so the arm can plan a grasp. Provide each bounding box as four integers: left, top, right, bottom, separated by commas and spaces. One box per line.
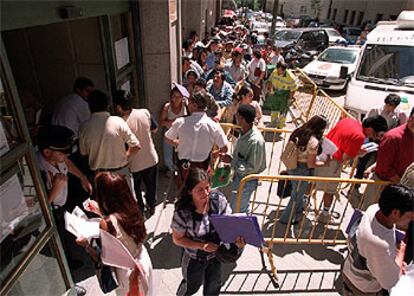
31, 17, 414, 296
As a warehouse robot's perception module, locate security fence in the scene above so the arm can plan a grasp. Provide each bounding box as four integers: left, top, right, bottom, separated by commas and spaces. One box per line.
234, 174, 390, 282
291, 69, 352, 129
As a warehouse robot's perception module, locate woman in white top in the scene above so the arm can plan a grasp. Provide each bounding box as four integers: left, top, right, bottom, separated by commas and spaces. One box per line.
159, 86, 188, 175
247, 50, 266, 101
78, 172, 153, 296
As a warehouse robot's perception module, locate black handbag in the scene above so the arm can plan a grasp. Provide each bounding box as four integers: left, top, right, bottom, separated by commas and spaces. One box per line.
277, 170, 292, 199
94, 242, 118, 293
215, 243, 243, 264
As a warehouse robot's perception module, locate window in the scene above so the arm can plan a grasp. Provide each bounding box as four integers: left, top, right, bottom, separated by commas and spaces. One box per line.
389, 15, 397, 21
343, 10, 349, 24
332, 9, 337, 21
300, 6, 307, 14
350, 11, 356, 25
357, 11, 364, 27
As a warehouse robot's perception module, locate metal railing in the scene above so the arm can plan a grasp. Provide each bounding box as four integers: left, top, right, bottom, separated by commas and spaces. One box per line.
234, 174, 390, 282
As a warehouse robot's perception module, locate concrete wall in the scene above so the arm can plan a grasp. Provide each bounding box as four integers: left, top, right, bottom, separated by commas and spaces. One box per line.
329, 0, 414, 26
138, 0, 175, 165
181, 0, 219, 40
265, 0, 330, 19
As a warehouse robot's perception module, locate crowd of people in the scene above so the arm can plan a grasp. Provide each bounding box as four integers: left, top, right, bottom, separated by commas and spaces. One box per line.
32, 14, 414, 296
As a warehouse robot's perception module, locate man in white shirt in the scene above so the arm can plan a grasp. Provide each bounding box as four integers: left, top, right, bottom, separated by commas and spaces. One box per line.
165, 90, 228, 187
52, 77, 94, 137
269, 46, 285, 66
79, 90, 140, 191
114, 90, 159, 216
342, 184, 414, 295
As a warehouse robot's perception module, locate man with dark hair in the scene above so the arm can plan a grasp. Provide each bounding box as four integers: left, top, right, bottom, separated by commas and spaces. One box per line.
165, 90, 228, 188
362, 108, 414, 209
79, 90, 140, 191
224, 50, 248, 83
52, 77, 94, 137
342, 184, 414, 295
206, 69, 234, 108
315, 115, 388, 223
114, 90, 159, 216
353, 94, 408, 187
367, 94, 407, 130
222, 104, 266, 212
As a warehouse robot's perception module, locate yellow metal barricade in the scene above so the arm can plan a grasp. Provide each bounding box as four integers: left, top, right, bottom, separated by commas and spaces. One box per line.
290, 69, 352, 129
234, 174, 390, 281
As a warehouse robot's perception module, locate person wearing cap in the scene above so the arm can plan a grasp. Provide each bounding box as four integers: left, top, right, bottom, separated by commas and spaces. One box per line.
114, 90, 159, 217
36, 125, 91, 295
206, 69, 234, 108
221, 104, 266, 213
159, 83, 189, 176
224, 50, 248, 83
79, 90, 140, 191
165, 90, 228, 189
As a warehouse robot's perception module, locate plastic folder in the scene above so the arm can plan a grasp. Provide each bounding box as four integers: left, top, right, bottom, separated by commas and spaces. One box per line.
210, 214, 264, 248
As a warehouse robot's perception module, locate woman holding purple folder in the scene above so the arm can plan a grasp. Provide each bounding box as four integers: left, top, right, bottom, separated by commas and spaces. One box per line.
171, 168, 246, 296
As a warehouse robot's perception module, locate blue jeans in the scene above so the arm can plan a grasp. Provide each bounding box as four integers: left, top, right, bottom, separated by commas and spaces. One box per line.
230, 173, 258, 213
279, 163, 312, 224
163, 140, 175, 172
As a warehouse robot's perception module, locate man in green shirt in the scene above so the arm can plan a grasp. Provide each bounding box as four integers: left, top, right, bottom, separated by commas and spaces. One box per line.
222, 104, 267, 212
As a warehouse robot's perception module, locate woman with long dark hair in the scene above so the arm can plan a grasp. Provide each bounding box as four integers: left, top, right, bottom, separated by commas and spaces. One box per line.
77, 172, 153, 295
279, 115, 329, 224
171, 168, 245, 296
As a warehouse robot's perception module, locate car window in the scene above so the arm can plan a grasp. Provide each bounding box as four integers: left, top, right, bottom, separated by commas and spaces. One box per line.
313, 31, 327, 43
301, 32, 313, 42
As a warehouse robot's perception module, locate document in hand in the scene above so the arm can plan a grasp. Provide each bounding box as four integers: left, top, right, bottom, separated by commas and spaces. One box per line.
210, 214, 264, 248
100, 229, 136, 270
64, 206, 100, 240
318, 137, 338, 161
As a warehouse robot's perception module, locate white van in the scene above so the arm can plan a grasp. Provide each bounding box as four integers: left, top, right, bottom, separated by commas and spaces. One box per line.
344, 11, 414, 120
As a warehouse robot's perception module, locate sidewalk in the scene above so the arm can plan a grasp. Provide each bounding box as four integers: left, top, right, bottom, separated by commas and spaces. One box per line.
76, 112, 345, 295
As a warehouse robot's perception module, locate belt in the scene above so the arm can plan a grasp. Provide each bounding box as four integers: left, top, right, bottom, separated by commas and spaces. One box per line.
94, 165, 127, 173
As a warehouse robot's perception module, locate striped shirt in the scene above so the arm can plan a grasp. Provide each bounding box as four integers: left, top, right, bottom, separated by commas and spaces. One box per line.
171, 190, 232, 260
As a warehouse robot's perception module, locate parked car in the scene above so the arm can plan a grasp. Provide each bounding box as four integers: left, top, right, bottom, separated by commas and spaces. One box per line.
273, 28, 329, 52
303, 46, 361, 91
252, 21, 270, 34
342, 27, 362, 44
323, 28, 347, 45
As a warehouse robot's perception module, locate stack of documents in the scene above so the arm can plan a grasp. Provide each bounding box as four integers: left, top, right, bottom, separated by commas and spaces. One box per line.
64, 206, 100, 241
210, 214, 264, 248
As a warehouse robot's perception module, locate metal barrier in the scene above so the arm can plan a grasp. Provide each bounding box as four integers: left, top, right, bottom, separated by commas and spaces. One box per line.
291, 69, 352, 129
234, 174, 390, 282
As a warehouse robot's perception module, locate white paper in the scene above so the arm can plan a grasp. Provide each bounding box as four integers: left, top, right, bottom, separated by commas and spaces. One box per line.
318, 138, 338, 161
64, 208, 100, 240
115, 37, 130, 70
100, 229, 136, 270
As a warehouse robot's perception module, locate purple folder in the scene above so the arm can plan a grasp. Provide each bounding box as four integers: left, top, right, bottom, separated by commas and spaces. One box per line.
210, 215, 264, 248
